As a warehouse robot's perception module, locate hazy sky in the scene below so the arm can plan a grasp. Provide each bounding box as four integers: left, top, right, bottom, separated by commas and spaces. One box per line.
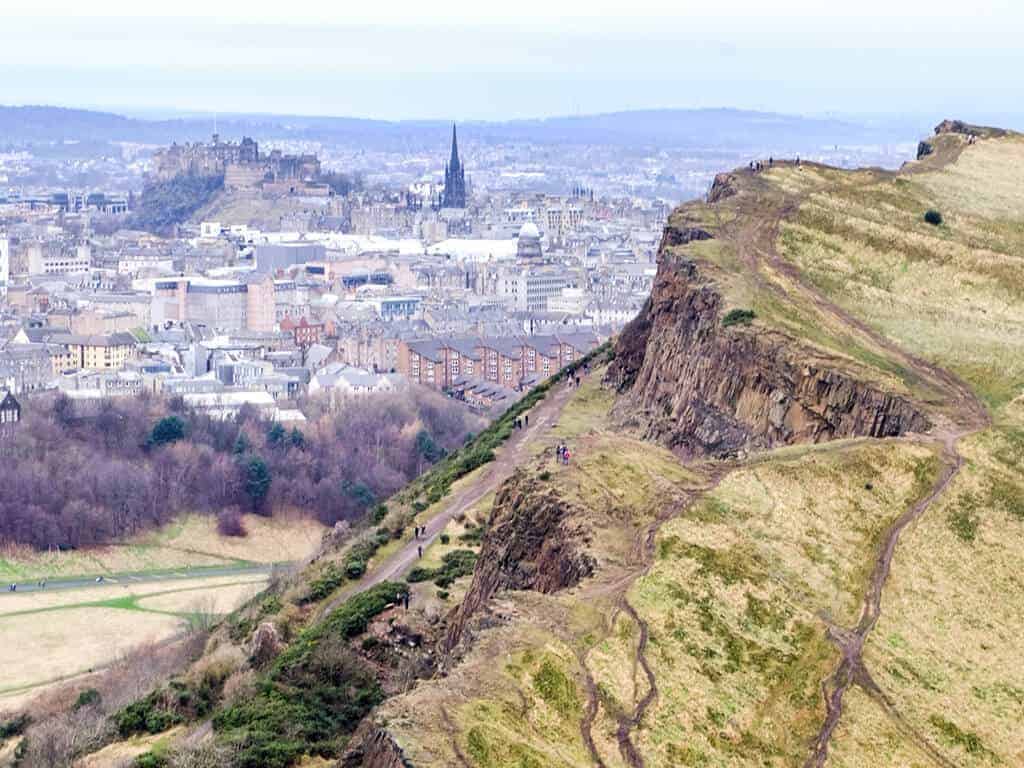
1, 1, 1020, 121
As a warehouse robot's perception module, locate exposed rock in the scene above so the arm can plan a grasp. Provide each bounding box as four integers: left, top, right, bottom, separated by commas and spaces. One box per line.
916, 140, 934, 160
443, 472, 594, 654
606, 250, 930, 458
248, 621, 283, 668
340, 724, 413, 768
707, 172, 738, 203
934, 119, 1010, 139
663, 225, 714, 247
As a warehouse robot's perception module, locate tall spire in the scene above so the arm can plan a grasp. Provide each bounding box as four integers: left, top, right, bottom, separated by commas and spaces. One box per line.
449, 123, 460, 169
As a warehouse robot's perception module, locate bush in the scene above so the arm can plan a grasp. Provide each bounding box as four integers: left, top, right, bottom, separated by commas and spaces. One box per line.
217, 507, 246, 537
212, 584, 406, 767
305, 562, 345, 603
924, 209, 943, 226
148, 416, 186, 447
73, 688, 101, 711
406, 549, 477, 586
0, 713, 30, 738
722, 308, 756, 327
439, 533, 450, 545
436, 590, 450, 600
114, 691, 183, 738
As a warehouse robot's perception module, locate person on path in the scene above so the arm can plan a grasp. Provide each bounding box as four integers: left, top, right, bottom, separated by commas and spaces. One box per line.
403, 592, 410, 610
417, 545, 423, 558
524, 414, 529, 428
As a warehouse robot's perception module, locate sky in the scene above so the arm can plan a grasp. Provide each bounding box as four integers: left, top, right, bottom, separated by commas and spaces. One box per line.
0, 1, 1021, 122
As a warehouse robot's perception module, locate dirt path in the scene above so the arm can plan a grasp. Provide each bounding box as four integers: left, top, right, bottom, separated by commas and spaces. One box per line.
320, 382, 576, 617
715, 169, 991, 766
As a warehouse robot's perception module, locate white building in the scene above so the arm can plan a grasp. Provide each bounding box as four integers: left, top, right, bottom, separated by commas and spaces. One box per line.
0, 236, 9, 298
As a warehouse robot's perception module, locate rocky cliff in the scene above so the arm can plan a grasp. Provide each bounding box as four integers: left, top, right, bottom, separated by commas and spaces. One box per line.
607, 249, 930, 458
443, 471, 595, 654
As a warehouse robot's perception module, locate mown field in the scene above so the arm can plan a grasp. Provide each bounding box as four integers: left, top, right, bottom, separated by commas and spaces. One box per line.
0, 514, 324, 708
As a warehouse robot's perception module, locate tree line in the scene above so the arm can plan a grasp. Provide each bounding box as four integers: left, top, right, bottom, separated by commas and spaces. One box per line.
0, 389, 480, 551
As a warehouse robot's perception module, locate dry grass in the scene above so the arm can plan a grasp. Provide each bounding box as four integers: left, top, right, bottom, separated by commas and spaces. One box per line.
627, 440, 936, 766
855, 426, 1024, 766
75, 727, 185, 768
136, 580, 266, 614
0, 513, 324, 582
774, 138, 1024, 411
0, 574, 267, 701
0, 607, 181, 693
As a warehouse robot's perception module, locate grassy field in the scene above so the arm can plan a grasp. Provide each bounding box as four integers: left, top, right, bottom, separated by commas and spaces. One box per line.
0, 513, 324, 708
0, 574, 268, 699
0, 513, 324, 582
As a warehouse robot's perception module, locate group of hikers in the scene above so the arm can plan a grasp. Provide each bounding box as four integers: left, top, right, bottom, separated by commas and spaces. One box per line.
555, 443, 572, 465
749, 156, 804, 174
514, 414, 530, 429
7, 579, 48, 592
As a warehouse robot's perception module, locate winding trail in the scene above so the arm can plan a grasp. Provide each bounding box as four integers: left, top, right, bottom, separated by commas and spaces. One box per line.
712, 164, 992, 766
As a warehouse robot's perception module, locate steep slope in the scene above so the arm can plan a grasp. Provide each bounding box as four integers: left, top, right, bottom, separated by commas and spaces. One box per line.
21, 123, 1024, 768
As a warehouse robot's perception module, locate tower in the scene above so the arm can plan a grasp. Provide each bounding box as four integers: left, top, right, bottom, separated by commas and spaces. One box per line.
441, 124, 467, 209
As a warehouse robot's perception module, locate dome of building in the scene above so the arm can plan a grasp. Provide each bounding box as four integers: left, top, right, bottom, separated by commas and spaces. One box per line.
517, 221, 542, 259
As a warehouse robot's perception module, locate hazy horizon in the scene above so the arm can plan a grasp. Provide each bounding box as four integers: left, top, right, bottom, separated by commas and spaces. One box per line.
2, 1, 1021, 123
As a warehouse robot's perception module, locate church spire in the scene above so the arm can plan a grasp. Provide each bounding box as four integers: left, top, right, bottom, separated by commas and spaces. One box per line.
442, 122, 467, 209
449, 123, 459, 168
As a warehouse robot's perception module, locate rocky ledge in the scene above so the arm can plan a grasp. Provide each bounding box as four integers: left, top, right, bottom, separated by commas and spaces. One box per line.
606, 245, 930, 458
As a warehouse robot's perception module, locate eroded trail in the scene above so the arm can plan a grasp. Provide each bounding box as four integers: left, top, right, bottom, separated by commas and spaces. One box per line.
804, 436, 964, 768
718, 174, 991, 766
578, 468, 729, 767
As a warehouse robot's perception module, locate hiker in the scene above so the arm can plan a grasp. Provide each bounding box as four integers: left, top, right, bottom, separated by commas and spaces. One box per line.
524, 414, 529, 428
796, 155, 800, 166
564, 448, 571, 465
417, 545, 423, 558
403, 592, 410, 610
413, 526, 418, 539
575, 376, 581, 388
769, 156, 773, 167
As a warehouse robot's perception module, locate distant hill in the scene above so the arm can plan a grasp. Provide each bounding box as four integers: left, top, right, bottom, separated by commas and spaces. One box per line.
0, 104, 915, 151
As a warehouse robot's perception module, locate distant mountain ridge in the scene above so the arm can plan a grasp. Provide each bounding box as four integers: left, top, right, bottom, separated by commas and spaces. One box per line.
0, 104, 914, 151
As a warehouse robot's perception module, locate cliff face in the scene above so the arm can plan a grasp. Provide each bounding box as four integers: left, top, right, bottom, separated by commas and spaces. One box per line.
341, 726, 412, 768
443, 472, 594, 653
607, 251, 930, 458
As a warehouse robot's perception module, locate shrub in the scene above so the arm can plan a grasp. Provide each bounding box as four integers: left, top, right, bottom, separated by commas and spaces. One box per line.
148, 416, 186, 447
0, 713, 30, 738
217, 507, 246, 537
439, 533, 450, 545
305, 562, 345, 603
406, 549, 477, 586
722, 308, 756, 327
73, 688, 101, 711
371, 504, 388, 524
924, 209, 943, 226
114, 691, 183, 738
212, 584, 406, 767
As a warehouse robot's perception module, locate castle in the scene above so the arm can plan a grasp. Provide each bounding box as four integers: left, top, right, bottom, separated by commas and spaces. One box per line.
153, 134, 322, 191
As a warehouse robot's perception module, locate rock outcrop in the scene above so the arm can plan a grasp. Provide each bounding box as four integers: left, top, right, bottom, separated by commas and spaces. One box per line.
916, 140, 934, 160
707, 172, 739, 203
607, 248, 930, 458
340, 725, 413, 768
443, 472, 594, 654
